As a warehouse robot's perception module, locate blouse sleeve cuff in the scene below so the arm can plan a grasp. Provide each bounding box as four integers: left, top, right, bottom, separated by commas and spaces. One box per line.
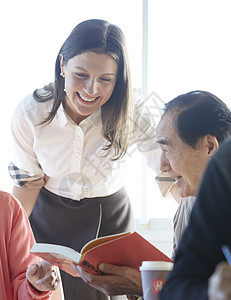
8, 162, 45, 189
26, 281, 53, 299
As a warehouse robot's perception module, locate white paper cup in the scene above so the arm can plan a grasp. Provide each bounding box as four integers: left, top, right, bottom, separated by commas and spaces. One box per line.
139, 261, 173, 300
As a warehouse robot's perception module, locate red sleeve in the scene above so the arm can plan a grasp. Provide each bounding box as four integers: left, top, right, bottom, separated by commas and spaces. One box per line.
19, 280, 52, 299
2, 192, 52, 299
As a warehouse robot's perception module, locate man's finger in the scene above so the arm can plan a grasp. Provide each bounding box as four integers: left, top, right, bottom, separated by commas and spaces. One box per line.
99, 263, 124, 275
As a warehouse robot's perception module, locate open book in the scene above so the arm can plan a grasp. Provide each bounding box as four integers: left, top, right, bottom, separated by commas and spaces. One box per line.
31, 231, 172, 277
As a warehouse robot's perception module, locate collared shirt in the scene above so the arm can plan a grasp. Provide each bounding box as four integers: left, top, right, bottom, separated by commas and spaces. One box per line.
9, 90, 164, 200
172, 196, 196, 259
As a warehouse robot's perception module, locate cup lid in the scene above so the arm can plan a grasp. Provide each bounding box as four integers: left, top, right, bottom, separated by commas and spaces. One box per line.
139, 261, 173, 271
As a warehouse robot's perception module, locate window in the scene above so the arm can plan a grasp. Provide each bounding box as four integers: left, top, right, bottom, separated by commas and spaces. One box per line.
145, 0, 231, 221
0, 0, 143, 197
1, 0, 230, 227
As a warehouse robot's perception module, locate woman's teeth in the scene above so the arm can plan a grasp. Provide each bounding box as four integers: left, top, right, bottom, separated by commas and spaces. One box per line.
80, 94, 97, 102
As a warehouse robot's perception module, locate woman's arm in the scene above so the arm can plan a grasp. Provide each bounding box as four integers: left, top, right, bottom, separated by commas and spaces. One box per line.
12, 186, 40, 217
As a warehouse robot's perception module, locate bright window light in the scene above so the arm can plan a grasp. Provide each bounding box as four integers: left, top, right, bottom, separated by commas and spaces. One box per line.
1, 0, 230, 221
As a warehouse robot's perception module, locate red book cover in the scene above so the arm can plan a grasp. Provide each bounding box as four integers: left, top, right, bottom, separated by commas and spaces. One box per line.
31, 231, 172, 277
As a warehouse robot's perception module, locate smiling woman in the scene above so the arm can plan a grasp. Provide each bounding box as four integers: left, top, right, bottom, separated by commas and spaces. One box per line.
60, 52, 118, 124
0, 0, 143, 204
8, 18, 162, 300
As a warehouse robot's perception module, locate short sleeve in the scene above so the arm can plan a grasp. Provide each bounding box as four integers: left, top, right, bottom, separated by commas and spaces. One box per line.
9, 95, 45, 189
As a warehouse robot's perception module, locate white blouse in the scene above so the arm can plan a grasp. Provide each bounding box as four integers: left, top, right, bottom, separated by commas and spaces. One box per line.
9, 89, 163, 200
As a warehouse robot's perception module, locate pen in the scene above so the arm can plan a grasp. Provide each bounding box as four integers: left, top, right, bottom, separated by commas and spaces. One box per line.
221, 244, 231, 265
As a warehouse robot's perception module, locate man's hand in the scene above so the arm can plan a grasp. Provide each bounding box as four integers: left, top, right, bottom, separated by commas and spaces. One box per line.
26, 261, 60, 292
74, 263, 142, 297
208, 261, 231, 300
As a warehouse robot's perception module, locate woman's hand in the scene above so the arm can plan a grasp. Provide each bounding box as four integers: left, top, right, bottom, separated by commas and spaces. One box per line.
74, 263, 143, 297
26, 261, 60, 292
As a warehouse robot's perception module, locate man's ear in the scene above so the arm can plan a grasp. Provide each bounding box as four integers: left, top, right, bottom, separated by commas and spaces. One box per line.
206, 135, 219, 156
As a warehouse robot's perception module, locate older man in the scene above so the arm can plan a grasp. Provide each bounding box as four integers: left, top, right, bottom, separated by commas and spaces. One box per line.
75, 91, 231, 299
155, 90, 231, 258
160, 137, 231, 300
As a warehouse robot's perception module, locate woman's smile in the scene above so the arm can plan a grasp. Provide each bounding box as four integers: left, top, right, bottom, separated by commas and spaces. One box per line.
60, 51, 118, 124
77, 92, 100, 103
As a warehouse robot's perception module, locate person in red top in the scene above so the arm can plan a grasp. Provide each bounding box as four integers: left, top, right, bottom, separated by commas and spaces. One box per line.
0, 190, 60, 300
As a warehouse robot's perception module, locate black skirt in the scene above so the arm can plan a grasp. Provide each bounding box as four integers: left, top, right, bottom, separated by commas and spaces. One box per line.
29, 187, 135, 300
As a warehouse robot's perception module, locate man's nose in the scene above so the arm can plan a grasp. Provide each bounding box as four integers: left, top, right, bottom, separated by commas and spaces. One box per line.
160, 151, 171, 172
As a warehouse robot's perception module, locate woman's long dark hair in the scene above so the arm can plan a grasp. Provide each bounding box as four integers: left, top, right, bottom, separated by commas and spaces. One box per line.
34, 19, 133, 160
